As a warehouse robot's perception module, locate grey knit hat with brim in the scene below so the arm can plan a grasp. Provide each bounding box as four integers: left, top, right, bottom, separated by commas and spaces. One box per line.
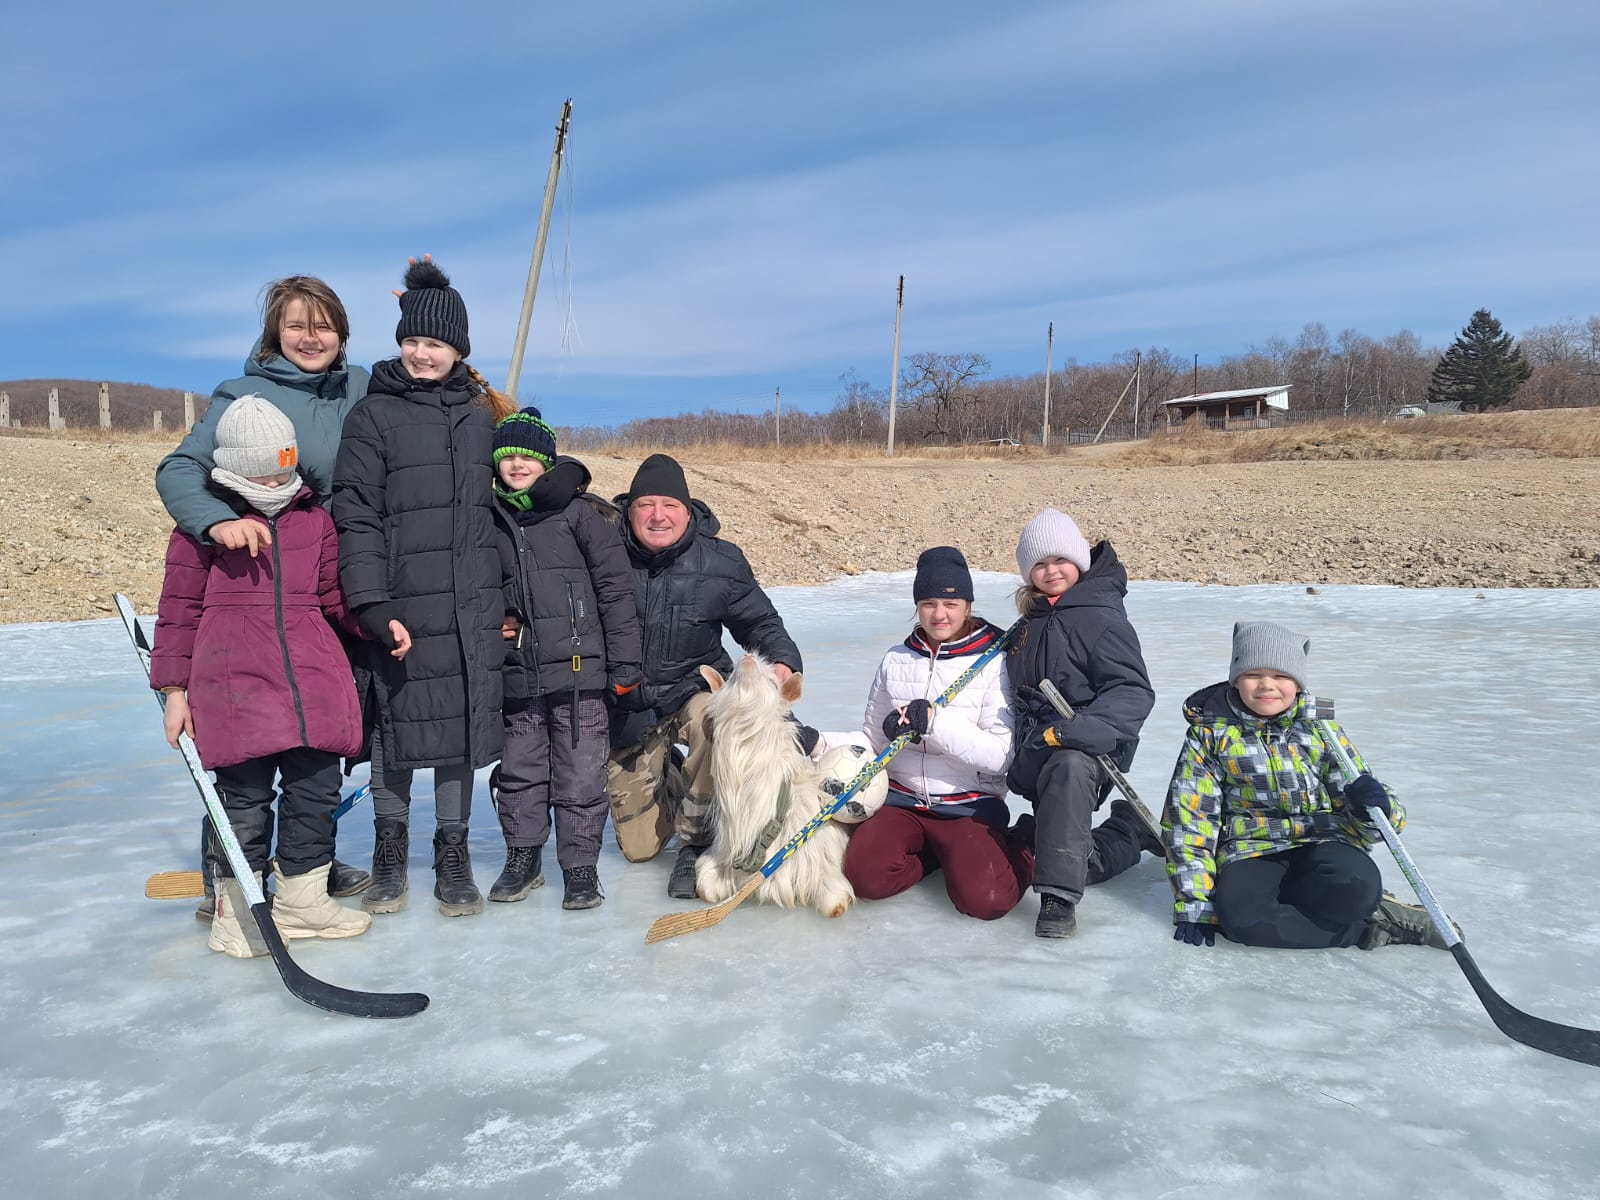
213, 395, 297, 478
1229, 621, 1310, 690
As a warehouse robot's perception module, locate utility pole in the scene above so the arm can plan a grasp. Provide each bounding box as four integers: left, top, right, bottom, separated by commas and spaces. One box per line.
886, 275, 904, 457
1193, 353, 1199, 396
774, 387, 781, 448
505, 98, 573, 400
1132, 351, 1142, 438
1041, 322, 1053, 450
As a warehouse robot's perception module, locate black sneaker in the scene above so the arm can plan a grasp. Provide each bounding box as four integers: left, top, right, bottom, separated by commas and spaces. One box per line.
489, 846, 544, 903
1360, 892, 1456, 950
1035, 893, 1078, 939
562, 865, 604, 910
667, 844, 702, 899
328, 859, 372, 897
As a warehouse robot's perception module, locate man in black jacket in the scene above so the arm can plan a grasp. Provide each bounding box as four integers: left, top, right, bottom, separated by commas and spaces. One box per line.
607, 454, 803, 897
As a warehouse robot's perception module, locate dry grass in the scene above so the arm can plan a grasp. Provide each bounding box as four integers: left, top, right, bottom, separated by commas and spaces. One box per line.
1111, 407, 1600, 467
571, 437, 1039, 463
0, 426, 180, 444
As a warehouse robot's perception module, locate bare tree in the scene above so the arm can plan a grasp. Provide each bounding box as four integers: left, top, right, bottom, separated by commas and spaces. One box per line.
900, 352, 991, 441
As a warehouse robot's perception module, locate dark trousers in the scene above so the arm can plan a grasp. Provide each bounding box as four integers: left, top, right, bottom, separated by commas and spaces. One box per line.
493, 694, 610, 871
1212, 841, 1381, 949
843, 805, 1032, 921
1030, 748, 1149, 902
209, 748, 342, 878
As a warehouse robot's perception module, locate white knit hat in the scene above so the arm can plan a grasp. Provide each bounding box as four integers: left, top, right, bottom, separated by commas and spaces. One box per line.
213, 395, 298, 479
1229, 621, 1310, 690
1015, 508, 1091, 579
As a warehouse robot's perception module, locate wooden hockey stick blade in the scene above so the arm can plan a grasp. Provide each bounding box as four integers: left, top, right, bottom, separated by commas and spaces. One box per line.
1036, 679, 1162, 842
644, 870, 765, 944
145, 870, 205, 899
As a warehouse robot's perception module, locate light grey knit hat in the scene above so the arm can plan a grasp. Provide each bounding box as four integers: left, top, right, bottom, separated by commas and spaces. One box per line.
1229, 621, 1310, 689
1015, 508, 1092, 579
213, 395, 298, 479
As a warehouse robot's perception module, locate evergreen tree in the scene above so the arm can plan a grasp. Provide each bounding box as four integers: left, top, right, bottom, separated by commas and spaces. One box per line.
1425, 309, 1532, 411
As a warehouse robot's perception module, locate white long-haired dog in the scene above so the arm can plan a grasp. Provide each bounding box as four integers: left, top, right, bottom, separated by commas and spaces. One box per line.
695, 655, 855, 919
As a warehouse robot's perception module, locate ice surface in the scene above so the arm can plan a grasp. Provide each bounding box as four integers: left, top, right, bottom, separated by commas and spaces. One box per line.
2, 577, 1598, 1199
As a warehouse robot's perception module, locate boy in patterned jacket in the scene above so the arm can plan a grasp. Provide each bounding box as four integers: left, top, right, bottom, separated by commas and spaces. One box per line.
1162, 621, 1449, 951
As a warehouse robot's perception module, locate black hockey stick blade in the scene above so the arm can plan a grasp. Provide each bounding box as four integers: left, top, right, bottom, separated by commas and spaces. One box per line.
249, 902, 429, 1019
1452, 943, 1600, 1068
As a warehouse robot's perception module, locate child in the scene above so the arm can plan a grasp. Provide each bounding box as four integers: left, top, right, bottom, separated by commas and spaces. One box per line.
488, 408, 643, 910
150, 396, 370, 957
1162, 621, 1447, 951
155, 275, 373, 916
845, 547, 1027, 920
1006, 509, 1161, 938
333, 258, 515, 918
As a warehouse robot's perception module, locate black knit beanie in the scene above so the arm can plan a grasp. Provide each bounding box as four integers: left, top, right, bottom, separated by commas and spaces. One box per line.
395, 259, 470, 357
628, 453, 692, 507
913, 546, 974, 602
493, 407, 557, 470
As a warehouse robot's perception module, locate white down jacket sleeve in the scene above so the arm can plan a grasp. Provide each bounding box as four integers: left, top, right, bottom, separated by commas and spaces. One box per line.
862, 641, 1014, 801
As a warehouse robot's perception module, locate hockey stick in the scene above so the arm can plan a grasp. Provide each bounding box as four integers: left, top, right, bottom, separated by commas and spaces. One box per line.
1036, 679, 1162, 845
1320, 718, 1600, 1068
644, 618, 1021, 944
115, 594, 429, 1020
144, 782, 372, 899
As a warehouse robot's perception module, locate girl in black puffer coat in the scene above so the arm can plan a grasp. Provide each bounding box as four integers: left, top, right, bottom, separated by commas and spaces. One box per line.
333, 258, 515, 918
487, 409, 642, 911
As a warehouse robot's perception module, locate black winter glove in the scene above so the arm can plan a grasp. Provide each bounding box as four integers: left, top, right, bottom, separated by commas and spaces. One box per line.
882, 698, 934, 743
1344, 773, 1391, 819
356, 601, 403, 650
793, 723, 821, 757
1174, 921, 1216, 948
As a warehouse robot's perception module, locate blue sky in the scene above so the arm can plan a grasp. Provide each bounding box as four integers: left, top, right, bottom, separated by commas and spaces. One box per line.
5, 0, 1597, 426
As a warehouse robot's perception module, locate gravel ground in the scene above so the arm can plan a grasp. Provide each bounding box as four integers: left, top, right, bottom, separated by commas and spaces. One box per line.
2, 435, 1597, 626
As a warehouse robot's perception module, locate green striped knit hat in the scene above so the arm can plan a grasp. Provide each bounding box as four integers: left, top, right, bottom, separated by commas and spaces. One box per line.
493, 407, 557, 470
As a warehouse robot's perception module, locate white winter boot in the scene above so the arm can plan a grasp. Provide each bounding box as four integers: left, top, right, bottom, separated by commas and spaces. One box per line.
209, 873, 270, 959
271, 863, 373, 940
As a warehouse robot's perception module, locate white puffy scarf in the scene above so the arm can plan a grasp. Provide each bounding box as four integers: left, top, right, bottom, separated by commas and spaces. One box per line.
210, 467, 303, 519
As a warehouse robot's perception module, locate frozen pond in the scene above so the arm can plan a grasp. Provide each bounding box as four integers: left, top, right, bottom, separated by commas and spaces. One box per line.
2, 575, 1598, 1198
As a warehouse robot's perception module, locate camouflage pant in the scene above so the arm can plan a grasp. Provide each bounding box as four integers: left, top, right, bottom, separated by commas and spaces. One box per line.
605, 691, 715, 862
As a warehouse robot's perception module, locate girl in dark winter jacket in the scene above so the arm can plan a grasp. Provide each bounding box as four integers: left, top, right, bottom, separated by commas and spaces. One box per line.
155, 274, 372, 914
488, 409, 643, 911
151, 396, 371, 958
1006, 509, 1161, 939
333, 258, 515, 919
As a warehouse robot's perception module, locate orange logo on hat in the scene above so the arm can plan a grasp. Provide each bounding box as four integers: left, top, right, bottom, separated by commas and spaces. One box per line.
278, 446, 298, 469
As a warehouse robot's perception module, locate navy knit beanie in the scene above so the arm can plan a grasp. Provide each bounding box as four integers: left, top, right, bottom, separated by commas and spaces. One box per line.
395, 259, 470, 357
628, 453, 692, 507
913, 546, 974, 602
493, 408, 557, 470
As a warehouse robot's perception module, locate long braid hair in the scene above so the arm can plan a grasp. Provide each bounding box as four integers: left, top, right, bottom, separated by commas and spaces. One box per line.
465, 364, 517, 422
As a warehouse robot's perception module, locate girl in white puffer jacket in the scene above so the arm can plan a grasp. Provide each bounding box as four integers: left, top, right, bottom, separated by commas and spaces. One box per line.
840, 547, 1030, 920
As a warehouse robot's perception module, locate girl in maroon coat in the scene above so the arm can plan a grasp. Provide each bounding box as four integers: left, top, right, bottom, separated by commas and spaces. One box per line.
150, 396, 372, 958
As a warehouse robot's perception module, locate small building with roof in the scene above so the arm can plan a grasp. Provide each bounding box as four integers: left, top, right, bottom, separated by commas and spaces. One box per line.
1161, 385, 1291, 430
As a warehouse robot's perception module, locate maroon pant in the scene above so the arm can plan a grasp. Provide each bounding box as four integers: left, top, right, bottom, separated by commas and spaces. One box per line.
844, 805, 1032, 921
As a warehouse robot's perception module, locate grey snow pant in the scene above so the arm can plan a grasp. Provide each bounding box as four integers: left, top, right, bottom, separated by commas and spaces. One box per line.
1030, 748, 1149, 903
368, 724, 475, 826
493, 693, 610, 871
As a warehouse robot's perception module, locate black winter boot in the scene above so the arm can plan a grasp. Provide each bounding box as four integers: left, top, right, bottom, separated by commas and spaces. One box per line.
667, 844, 702, 899
328, 859, 371, 897
362, 818, 410, 914
562, 865, 604, 910
433, 823, 484, 917
1035, 893, 1078, 939
489, 846, 545, 903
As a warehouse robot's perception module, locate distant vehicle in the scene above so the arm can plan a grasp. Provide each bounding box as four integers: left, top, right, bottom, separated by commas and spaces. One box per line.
984, 437, 1022, 447
1389, 406, 1426, 420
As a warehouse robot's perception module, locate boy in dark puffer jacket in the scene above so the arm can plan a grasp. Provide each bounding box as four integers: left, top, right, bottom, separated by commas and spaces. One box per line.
151, 396, 371, 957
490, 409, 643, 910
